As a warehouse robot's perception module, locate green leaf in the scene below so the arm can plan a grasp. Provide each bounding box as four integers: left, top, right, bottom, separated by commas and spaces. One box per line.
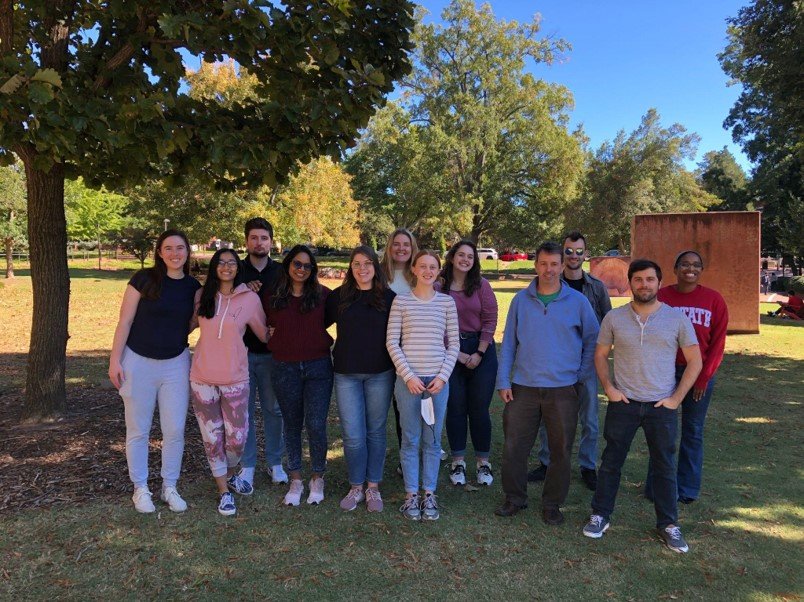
0, 74, 25, 95
28, 81, 55, 104
31, 68, 63, 88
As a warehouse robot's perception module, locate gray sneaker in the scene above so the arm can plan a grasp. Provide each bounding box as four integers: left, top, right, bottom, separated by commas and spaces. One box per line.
421, 493, 440, 521
400, 494, 421, 521
365, 487, 384, 513
582, 514, 610, 538
659, 525, 689, 553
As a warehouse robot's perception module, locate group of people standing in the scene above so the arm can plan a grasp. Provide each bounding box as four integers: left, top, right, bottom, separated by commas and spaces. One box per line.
109, 220, 728, 554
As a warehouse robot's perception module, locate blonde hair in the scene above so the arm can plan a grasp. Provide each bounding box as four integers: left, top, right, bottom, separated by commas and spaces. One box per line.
382, 228, 418, 287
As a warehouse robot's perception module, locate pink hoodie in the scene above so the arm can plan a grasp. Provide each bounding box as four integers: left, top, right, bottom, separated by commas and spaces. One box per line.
190, 283, 268, 385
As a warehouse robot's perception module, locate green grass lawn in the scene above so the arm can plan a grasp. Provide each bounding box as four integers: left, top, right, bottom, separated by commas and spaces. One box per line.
1, 262, 802, 599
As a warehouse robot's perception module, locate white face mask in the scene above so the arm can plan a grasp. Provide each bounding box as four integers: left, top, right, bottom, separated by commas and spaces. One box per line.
421, 393, 435, 425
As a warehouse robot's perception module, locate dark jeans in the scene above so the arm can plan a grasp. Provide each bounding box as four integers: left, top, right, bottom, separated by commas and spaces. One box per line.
645, 365, 716, 501
446, 334, 498, 457
592, 400, 679, 528
502, 384, 579, 509
272, 357, 334, 474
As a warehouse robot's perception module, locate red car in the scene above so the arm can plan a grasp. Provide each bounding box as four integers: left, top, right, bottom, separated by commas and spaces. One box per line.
499, 250, 528, 262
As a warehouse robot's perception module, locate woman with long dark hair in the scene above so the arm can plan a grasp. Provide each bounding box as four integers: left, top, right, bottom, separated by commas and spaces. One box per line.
264, 245, 333, 506
387, 250, 459, 521
436, 240, 499, 487
325, 246, 396, 512
109, 229, 201, 513
190, 248, 269, 516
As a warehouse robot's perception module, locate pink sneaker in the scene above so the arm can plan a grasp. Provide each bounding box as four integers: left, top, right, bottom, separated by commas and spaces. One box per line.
365, 487, 384, 513
339, 487, 364, 511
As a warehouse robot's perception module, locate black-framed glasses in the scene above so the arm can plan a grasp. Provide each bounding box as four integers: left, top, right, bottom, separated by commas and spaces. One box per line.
564, 248, 585, 256
218, 260, 238, 268
678, 261, 703, 269
292, 260, 313, 272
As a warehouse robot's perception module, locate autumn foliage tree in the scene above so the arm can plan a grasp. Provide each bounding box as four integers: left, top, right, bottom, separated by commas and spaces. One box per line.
0, 1, 413, 420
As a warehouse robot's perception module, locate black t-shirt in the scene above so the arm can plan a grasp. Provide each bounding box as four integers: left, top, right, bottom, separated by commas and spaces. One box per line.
239, 256, 282, 354
325, 287, 396, 374
565, 276, 584, 293
126, 270, 201, 359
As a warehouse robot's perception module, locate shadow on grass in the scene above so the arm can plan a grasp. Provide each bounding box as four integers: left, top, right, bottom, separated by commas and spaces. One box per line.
760, 314, 804, 328
0, 350, 111, 397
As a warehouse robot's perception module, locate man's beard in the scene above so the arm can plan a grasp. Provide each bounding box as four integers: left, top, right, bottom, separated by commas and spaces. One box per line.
632, 290, 657, 304
249, 250, 268, 258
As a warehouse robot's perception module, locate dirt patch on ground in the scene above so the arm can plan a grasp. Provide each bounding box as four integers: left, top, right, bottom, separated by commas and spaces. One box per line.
0, 385, 212, 514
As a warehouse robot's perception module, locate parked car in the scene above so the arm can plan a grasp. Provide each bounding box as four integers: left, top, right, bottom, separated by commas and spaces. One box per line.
500, 249, 528, 262
476, 248, 498, 261
604, 249, 621, 256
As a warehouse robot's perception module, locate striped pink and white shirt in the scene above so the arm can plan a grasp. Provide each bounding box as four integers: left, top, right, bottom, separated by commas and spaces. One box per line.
386, 291, 460, 383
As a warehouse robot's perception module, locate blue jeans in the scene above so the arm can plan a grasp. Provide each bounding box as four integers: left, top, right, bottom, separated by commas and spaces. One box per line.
395, 375, 449, 494
537, 374, 599, 470
272, 357, 334, 474
645, 366, 716, 501
242, 352, 285, 469
446, 335, 497, 458
334, 370, 394, 485
592, 400, 679, 529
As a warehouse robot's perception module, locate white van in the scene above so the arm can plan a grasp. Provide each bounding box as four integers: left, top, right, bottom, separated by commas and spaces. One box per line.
477, 248, 498, 261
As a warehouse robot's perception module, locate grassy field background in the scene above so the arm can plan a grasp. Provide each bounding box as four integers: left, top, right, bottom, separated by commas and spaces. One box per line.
0, 260, 802, 600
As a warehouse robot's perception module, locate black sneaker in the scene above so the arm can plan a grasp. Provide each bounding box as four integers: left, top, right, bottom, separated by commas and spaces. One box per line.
678, 496, 696, 505
659, 525, 689, 553
527, 464, 547, 482
580, 467, 597, 491
582, 514, 610, 538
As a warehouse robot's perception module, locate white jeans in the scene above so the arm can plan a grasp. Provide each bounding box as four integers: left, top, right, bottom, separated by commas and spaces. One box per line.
119, 346, 190, 488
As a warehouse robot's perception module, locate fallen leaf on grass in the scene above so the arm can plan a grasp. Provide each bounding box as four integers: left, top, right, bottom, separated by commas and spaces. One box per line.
464, 484, 479, 492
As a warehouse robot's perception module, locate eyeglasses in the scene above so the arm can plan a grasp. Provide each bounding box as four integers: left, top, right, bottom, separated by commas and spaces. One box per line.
218, 260, 238, 268
678, 262, 703, 269
564, 248, 585, 256
292, 260, 313, 272
351, 261, 374, 270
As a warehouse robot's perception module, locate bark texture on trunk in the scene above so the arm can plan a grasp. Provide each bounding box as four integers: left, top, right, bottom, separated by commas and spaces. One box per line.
4, 237, 13, 278
21, 159, 69, 421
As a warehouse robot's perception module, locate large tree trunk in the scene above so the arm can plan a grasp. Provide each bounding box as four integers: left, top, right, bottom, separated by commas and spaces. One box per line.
20, 158, 69, 421
4, 236, 13, 278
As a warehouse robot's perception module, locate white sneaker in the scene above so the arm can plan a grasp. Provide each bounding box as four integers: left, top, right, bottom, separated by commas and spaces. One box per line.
284, 479, 304, 506
132, 487, 155, 513
449, 460, 467, 486
160, 486, 188, 512
268, 464, 289, 484
477, 461, 494, 486
238, 466, 255, 487
307, 477, 325, 505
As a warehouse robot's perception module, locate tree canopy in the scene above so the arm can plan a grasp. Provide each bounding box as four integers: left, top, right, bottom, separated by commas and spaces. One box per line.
348, 0, 583, 248
0, 1, 414, 420
575, 109, 719, 253
719, 0, 802, 262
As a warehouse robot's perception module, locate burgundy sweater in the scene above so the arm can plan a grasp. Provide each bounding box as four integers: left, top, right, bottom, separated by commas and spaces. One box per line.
263, 286, 333, 362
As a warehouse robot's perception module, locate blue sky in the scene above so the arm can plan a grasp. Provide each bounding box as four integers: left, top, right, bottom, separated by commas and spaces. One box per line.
412, 0, 752, 171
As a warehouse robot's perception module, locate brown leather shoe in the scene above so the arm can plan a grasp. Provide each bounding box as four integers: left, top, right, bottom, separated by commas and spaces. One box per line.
495, 500, 527, 517
542, 507, 565, 525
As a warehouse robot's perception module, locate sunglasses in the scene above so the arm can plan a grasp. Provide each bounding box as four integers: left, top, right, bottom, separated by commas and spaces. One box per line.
292, 260, 313, 272
564, 248, 585, 256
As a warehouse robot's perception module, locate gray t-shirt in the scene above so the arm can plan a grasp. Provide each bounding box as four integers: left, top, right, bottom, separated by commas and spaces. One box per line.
597, 303, 698, 401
